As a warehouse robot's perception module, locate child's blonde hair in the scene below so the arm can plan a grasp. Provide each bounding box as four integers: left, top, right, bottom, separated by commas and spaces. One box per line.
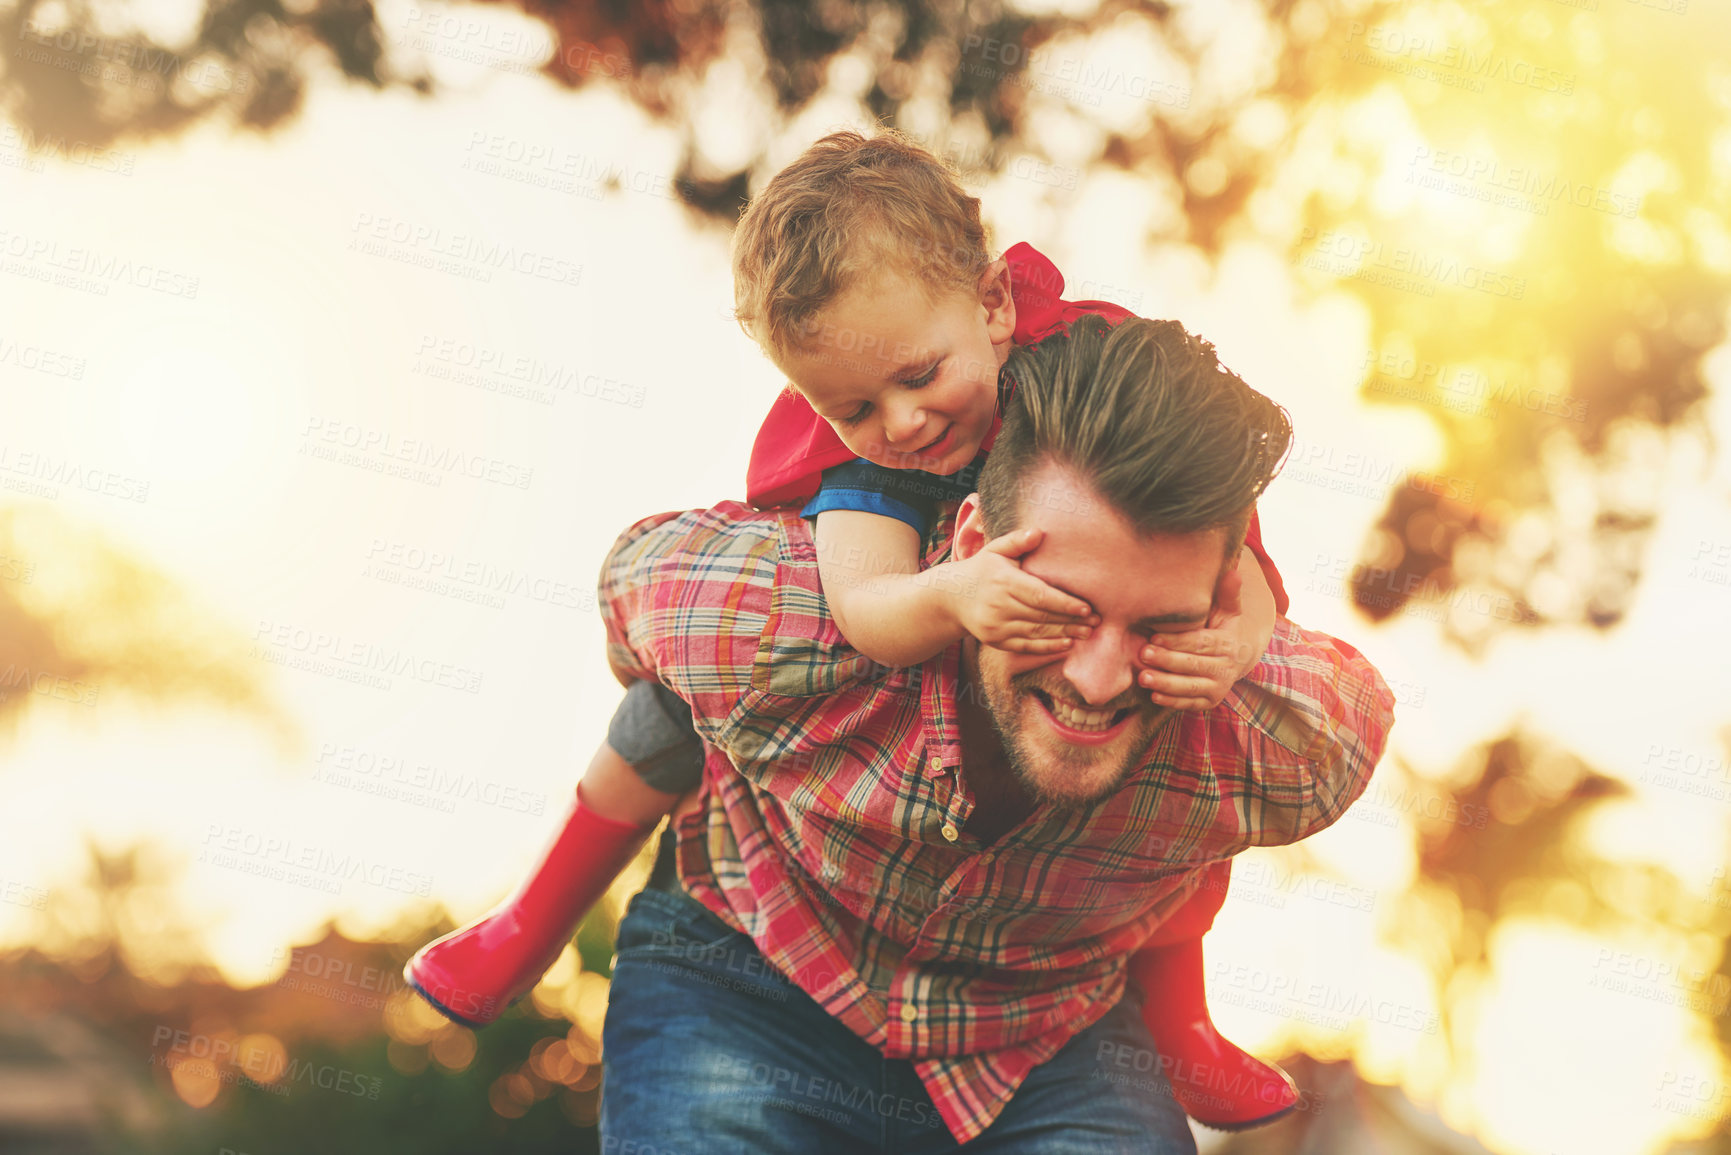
731, 129, 991, 362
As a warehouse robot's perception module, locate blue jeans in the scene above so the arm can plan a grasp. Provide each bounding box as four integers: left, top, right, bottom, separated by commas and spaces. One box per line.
599, 884, 1197, 1154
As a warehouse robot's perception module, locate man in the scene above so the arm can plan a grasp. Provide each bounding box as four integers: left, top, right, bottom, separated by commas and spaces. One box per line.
596, 315, 1396, 1153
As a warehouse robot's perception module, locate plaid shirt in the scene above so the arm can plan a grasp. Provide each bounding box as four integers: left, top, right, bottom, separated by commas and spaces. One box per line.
601, 502, 1396, 1143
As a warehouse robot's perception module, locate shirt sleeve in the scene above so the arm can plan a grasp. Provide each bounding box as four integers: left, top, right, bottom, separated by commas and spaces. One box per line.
799, 458, 982, 537
1205, 620, 1397, 850
598, 503, 782, 748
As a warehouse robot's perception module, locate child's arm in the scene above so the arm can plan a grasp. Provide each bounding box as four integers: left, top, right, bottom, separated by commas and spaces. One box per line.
1136, 547, 1277, 711
814, 509, 1096, 668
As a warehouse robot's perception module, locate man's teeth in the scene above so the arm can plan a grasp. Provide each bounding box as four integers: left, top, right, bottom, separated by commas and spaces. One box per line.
1047, 698, 1118, 732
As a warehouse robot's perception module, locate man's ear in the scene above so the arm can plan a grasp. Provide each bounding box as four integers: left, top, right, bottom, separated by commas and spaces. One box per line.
953, 494, 991, 561
1207, 528, 1245, 621
978, 258, 1016, 347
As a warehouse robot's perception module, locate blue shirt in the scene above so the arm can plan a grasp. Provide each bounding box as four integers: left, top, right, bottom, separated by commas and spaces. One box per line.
800, 455, 986, 536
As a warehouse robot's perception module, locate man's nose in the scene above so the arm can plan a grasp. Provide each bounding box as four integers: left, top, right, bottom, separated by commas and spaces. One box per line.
1059, 626, 1135, 706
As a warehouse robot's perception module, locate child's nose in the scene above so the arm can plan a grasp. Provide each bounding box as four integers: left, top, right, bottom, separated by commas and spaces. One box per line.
883, 403, 925, 447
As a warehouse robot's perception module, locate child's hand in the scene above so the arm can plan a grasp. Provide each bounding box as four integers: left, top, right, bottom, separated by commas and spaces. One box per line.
1136, 562, 1273, 710
948, 528, 1098, 653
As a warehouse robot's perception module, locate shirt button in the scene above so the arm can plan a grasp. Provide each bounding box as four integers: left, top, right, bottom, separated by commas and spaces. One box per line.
941, 822, 959, 842
900, 1004, 919, 1023
980, 851, 995, 864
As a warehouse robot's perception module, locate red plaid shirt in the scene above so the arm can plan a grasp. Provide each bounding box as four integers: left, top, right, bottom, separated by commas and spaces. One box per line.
601, 503, 1395, 1143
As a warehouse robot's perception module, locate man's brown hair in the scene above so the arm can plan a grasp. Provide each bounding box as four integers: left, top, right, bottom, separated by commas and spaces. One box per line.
977, 315, 1292, 559
731, 129, 990, 362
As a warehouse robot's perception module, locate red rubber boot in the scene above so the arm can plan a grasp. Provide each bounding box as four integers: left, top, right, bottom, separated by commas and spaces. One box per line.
1128, 936, 1299, 1130
404, 785, 651, 1026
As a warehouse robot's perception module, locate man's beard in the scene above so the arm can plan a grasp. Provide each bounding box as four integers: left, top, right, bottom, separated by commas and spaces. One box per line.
977, 665, 1171, 807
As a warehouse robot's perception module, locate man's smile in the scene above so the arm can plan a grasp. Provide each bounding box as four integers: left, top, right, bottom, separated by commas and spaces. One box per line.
1026, 687, 1138, 745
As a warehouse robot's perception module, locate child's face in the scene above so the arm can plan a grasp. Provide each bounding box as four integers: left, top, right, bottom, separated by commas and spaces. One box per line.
775, 259, 1016, 476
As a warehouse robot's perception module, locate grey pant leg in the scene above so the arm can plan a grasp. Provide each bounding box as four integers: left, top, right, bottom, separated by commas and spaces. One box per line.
605, 680, 705, 794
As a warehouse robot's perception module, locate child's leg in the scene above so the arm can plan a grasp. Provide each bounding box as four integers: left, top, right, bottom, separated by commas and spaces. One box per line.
404, 681, 705, 1026
591, 678, 707, 818
1127, 860, 1299, 1131
581, 739, 686, 826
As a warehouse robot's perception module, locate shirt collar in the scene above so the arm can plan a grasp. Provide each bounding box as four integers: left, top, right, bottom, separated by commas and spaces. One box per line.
918, 643, 964, 779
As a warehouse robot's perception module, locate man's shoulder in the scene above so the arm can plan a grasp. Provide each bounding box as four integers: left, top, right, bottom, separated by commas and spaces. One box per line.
610, 500, 791, 550
606, 502, 798, 584
600, 502, 799, 656
601, 502, 824, 714
602, 501, 890, 696
1219, 617, 1395, 763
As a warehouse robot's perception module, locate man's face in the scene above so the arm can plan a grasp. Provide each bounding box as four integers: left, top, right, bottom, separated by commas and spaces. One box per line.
773, 261, 1015, 478
956, 461, 1231, 806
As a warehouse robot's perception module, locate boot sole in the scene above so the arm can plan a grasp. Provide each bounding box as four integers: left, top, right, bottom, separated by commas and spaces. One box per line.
403, 969, 508, 1030
1191, 1100, 1299, 1132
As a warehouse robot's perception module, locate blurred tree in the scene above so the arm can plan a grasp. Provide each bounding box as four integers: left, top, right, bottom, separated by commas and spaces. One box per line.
1285, 7, 1730, 646
1, 841, 609, 1152
3, 0, 1726, 647
0, 506, 293, 744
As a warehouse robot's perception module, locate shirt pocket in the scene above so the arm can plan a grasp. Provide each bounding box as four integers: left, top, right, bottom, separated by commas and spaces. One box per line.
713, 678, 923, 830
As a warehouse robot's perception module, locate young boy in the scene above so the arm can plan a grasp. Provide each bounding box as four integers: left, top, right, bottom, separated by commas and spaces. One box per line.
406, 130, 1298, 1131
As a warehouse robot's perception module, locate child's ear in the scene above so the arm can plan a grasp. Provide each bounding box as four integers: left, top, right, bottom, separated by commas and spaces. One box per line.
953, 494, 991, 561
978, 258, 1016, 345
